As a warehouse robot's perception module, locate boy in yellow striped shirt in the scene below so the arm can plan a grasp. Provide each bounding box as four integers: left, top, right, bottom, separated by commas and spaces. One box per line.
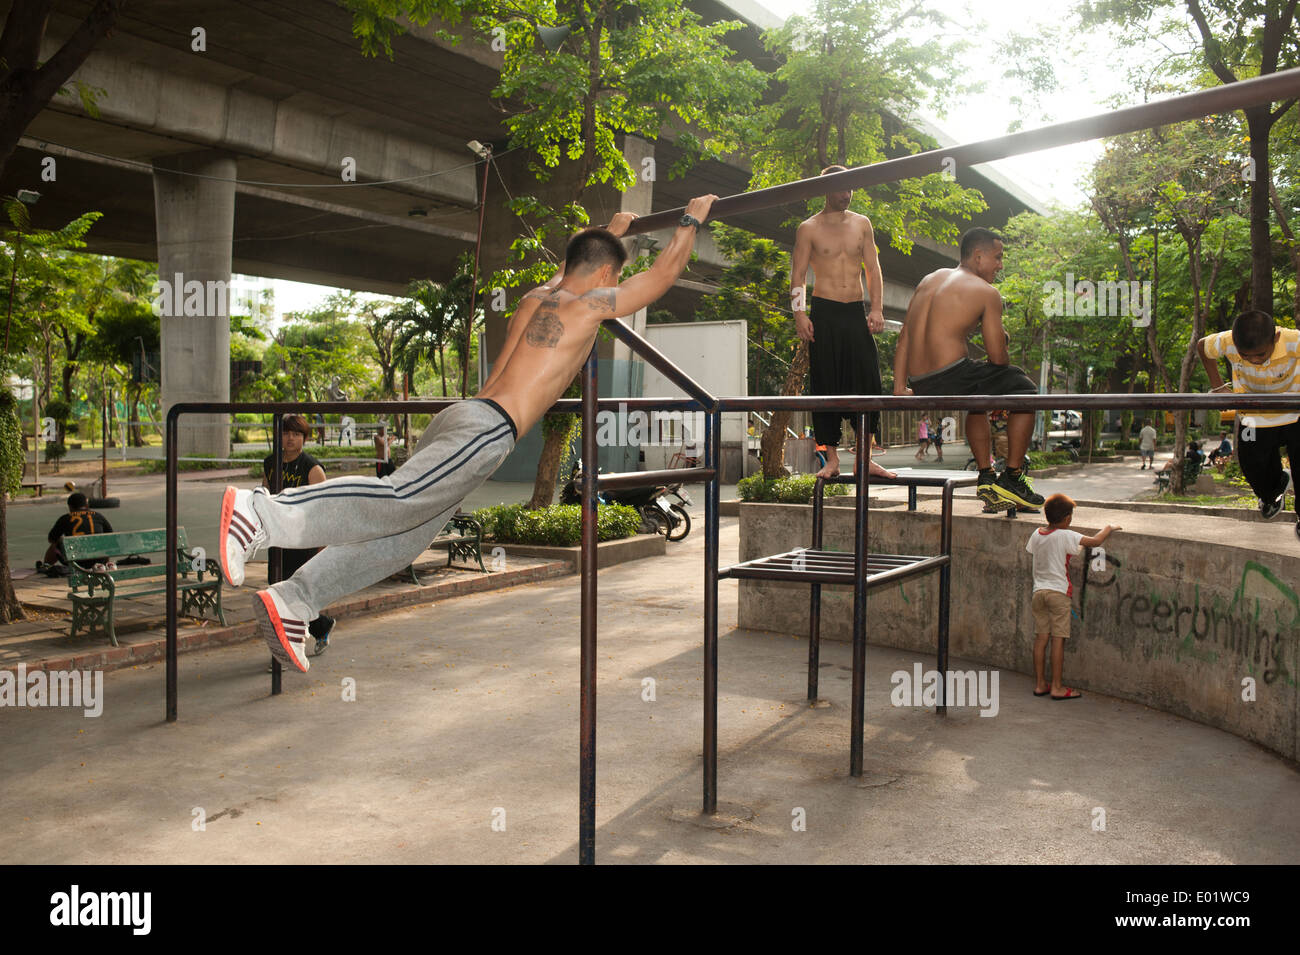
1196, 309, 1300, 536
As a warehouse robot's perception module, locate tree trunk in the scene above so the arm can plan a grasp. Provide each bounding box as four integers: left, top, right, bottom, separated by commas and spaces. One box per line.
1270, 179, 1300, 319
129, 384, 143, 447
761, 340, 810, 477
529, 417, 576, 509
1245, 107, 1274, 312
0, 494, 24, 624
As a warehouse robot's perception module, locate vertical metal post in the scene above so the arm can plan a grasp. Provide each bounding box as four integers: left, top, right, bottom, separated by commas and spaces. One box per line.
908, 485, 917, 511
100, 387, 108, 496
165, 408, 179, 722
579, 347, 599, 865
936, 480, 955, 715
703, 408, 720, 815
808, 476, 825, 701
269, 415, 283, 696
850, 413, 869, 776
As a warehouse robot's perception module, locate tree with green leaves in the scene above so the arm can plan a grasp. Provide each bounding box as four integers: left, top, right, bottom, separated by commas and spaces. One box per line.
744, 0, 987, 473
0, 2, 122, 182
345, 0, 766, 504
1089, 114, 1250, 489
1077, 0, 1298, 313
1, 201, 102, 624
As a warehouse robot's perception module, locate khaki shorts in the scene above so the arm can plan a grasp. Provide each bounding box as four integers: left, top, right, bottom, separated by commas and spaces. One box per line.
1032, 589, 1072, 639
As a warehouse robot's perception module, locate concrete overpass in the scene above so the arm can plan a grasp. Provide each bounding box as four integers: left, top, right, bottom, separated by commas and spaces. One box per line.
2, 0, 1046, 456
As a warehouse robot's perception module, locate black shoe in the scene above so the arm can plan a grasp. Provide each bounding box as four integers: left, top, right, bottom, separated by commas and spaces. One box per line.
993, 467, 1045, 509
975, 468, 999, 507
1261, 470, 1291, 520
310, 615, 334, 656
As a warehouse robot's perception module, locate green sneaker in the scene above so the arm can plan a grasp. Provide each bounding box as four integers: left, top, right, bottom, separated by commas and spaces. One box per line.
992, 467, 1045, 509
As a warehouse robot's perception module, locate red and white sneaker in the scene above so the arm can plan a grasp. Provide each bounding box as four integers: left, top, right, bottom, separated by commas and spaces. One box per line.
219, 486, 267, 587
254, 589, 312, 673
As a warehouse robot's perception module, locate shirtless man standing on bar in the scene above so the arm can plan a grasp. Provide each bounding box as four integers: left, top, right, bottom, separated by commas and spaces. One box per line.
219, 195, 718, 672
791, 166, 896, 481
893, 227, 1044, 511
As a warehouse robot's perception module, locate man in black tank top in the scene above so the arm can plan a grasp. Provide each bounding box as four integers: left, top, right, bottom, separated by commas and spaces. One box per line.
262, 415, 333, 653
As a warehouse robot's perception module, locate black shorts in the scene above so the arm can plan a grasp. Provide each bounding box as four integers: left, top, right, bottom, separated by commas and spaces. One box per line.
907, 357, 1037, 398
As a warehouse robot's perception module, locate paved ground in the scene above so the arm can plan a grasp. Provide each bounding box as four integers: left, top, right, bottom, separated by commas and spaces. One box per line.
2, 513, 1296, 864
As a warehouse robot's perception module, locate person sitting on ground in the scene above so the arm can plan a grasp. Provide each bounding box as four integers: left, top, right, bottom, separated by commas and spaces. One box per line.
39, 492, 113, 571
221, 195, 720, 673
1027, 493, 1119, 701
1197, 310, 1300, 534
893, 227, 1044, 511
261, 414, 333, 656
1137, 418, 1157, 469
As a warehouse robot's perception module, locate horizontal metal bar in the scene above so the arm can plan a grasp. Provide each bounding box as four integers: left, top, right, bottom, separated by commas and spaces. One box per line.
167, 397, 710, 420
626, 67, 1300, 235
819, 470, 979, 488
597, 466, 715, 490
167, 391, 1296, 424
602, 318, 718, 409
716, 394, 1300, 413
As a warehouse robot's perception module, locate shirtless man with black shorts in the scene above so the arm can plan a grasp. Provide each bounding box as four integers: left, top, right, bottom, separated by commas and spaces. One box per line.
791, 166, 895, 481
219, 195, 718, 672
893, 227, 1044, 510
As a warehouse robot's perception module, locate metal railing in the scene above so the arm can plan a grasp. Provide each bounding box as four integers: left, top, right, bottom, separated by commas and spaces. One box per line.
159, 61, 1300, 866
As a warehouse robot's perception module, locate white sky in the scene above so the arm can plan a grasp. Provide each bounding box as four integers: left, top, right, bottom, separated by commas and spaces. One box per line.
271, 0, 1179, 316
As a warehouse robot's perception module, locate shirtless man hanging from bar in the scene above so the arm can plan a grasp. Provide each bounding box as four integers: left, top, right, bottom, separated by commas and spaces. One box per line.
893, 227, 1044, 511
791, 166, 896, 481
219, 195, 718, 672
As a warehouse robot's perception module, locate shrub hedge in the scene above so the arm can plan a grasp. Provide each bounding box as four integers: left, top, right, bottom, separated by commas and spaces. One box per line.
737, 473, 851, 503
472, 502, 643, 547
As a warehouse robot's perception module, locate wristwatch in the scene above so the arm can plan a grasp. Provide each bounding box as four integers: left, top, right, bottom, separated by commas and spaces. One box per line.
679, 214, 702, 231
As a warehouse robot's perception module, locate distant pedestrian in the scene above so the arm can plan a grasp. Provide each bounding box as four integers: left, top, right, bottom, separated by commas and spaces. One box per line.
915, 414, 931, 460
1138, 419, 1157, 470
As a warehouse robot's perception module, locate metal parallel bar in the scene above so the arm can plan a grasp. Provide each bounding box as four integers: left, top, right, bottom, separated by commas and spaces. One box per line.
727, 555, 949, 587
165, 410, 179, 723
579, 347, 599, 866
937, 481, 956, 716
850, 412, 868, 777
603, 318, 718, 409
808, 477, 825, 701
908, 486, 918, 511
269, 416, 283, 697
158, 392, 1300, 435
714, 394, 1300, 413
703, 410, 720, 815
597, 466, 715, 490
625, 67, 1300, 235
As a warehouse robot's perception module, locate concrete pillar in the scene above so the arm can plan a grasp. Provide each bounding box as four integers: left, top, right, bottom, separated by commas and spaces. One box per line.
152, 151, 236, 458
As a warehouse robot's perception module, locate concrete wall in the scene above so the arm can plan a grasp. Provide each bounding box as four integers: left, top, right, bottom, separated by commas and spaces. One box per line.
738, 501, 1300, 762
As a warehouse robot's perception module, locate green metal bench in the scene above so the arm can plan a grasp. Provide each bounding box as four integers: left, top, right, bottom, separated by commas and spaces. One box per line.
62, 527, 225, 646
406, 514, 486, 585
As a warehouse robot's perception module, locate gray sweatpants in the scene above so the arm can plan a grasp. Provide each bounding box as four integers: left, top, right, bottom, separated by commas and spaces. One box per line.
251, 399, 517, 618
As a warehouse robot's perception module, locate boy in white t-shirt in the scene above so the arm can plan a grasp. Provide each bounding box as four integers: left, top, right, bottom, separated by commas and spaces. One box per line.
1025, 494, 1120, 700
